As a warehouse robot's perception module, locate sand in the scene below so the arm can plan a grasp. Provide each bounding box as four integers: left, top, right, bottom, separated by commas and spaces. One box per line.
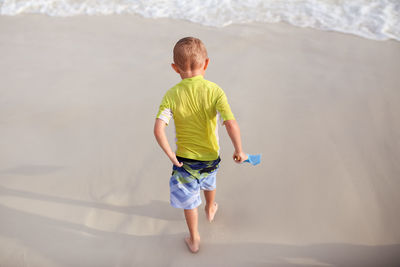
1, 14, 400, 266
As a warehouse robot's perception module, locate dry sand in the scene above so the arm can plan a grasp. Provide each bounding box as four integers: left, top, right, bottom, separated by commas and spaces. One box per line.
1, 14, 400, 266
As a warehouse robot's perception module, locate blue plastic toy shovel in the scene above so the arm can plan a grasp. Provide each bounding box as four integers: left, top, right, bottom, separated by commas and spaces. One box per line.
244, 154, 261, 165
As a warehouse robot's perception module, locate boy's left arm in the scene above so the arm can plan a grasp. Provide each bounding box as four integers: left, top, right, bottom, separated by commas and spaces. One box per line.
153, 118, 183, 167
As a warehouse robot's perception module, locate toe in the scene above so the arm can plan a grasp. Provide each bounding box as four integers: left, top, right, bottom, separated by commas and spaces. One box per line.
185, 237, 199, 253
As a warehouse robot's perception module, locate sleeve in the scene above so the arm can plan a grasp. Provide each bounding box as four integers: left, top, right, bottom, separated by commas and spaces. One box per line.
156, 92, 173, 125
215, 87, 235, 123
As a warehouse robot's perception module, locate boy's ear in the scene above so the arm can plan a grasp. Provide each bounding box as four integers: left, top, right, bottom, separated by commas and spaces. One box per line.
171, 63, 180, 74
203, 58, 210, 71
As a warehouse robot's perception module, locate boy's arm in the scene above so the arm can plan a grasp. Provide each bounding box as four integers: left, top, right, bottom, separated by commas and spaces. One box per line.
154, 118, 183, 167
224, 119, 247, 163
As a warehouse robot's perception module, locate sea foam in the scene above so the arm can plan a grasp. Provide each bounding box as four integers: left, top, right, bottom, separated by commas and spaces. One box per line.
1, 0, 399, 41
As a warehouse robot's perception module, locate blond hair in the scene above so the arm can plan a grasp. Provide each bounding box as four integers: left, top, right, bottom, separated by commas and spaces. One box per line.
173, 37, 208, 72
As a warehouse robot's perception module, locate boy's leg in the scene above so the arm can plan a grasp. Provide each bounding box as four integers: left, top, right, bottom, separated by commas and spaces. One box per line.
204, 189, 218, 222
204, 189, 216, 207
184, 208, 200, 253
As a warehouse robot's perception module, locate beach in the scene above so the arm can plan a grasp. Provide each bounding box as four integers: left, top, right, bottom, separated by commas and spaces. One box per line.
1, 14, 400, 266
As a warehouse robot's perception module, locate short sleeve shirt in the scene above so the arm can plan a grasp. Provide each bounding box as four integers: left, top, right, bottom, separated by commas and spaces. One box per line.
156, 75, 235, 161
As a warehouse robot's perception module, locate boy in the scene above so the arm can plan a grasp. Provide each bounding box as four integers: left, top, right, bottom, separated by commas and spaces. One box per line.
154, 37, 247, 253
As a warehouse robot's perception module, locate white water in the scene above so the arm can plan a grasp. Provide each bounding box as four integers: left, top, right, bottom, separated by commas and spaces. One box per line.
1, 0, 399, 41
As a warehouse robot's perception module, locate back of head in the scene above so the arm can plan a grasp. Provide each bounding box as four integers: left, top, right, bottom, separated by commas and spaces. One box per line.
173, 37, 208, 72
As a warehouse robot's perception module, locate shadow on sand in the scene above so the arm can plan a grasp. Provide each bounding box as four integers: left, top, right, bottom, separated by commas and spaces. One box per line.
0, 202, 399, 267
0, 185, 181, 221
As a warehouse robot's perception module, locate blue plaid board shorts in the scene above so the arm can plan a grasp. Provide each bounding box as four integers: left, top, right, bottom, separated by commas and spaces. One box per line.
169, 156, 221, 210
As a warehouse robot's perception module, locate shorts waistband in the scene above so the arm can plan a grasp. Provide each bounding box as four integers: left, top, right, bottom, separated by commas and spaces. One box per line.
175, 156, 221, 174
176, 156, 221, 163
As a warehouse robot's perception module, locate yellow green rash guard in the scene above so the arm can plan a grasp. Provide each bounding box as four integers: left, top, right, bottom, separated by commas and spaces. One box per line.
156, 75, 235, 161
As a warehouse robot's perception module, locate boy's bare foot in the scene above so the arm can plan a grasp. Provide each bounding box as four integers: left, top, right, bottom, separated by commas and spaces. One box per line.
205, 202, 218, 222
184, 236, 200, 253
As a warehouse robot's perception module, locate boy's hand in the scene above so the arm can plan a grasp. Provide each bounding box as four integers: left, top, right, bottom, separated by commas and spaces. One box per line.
233, 151, 248, 163
169, 153, 183, 167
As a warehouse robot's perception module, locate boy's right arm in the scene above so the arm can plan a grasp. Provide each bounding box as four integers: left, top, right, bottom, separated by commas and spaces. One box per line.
224, 119, 247, 163
154, 118, 183, 167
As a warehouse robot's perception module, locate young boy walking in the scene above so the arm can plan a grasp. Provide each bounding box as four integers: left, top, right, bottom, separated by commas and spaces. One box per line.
154, 37, 247, 253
